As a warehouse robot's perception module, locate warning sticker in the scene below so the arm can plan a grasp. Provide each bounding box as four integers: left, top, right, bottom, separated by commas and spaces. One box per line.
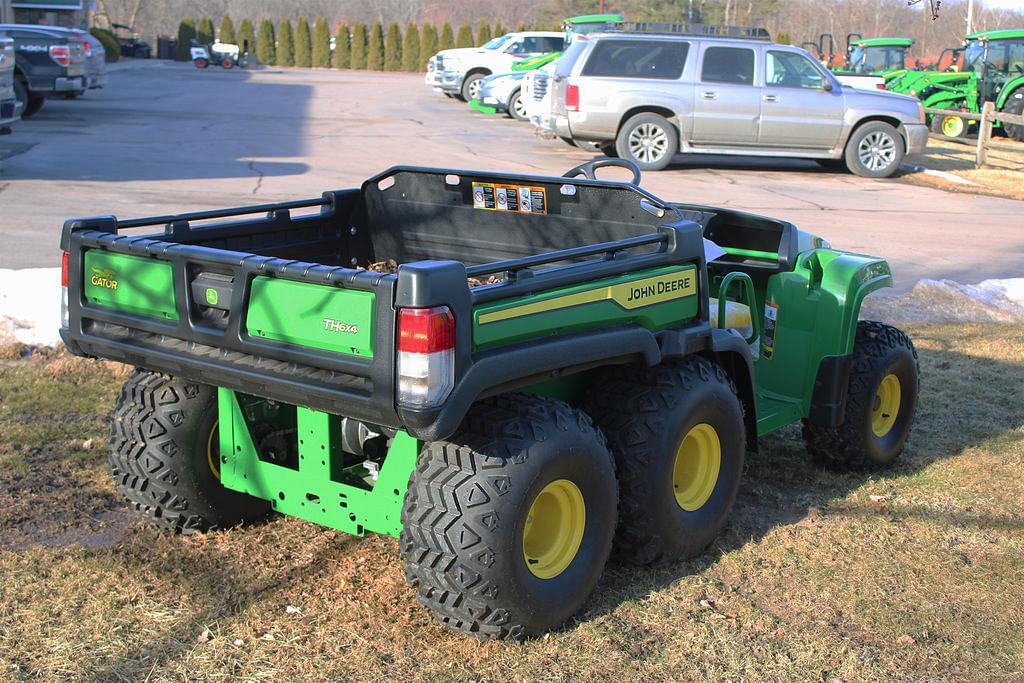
472, 182, 546, 214
761, 302, 779, 359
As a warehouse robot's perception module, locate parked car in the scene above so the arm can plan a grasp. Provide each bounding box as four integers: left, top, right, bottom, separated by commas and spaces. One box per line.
0, 31, 22, 131
472, 70, 529, 119
1, 23, 87, 117
425, 31, 564, 101
543, 29, 928, 177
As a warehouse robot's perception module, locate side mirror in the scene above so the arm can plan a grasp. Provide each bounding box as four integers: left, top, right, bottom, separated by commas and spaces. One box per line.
823, 80, 834, 92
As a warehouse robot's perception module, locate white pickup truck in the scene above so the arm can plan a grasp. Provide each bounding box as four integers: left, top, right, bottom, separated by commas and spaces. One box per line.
424, 31, 564, 101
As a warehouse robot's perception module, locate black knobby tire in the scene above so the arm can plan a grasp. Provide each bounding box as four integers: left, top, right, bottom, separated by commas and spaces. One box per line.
584, 356, 746, 566
1001, 90, 1024, 142
844, 120, 905, 178
400, 393, 617, 640
802, 321, 919, 469
615, 112, 678, 172
109, 370, 270, 534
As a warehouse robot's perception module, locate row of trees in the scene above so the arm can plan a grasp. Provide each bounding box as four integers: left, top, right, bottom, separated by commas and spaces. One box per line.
174, 16, 542, 70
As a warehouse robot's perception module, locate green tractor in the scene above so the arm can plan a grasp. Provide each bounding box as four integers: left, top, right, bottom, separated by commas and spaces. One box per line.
803, 33, 913, 87
60, 161, 919, 640
886, 28, 1024, 140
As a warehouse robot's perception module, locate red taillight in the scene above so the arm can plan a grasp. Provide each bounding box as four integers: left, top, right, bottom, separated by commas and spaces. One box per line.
398, 306, 455, 354
83, 40, 92, 58
876, 83, 887, 90
61, 251, 70, 327
397, 306, 456, 408
566, 84, 580, 112
49, 45, 70, 66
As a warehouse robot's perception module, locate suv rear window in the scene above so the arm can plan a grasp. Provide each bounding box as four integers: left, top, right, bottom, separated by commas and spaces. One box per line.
701, 46, 755, 85
581, 39, 689, 79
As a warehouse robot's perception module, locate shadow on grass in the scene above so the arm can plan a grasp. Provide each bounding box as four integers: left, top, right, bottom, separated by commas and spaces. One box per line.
578, 328, 1024, 625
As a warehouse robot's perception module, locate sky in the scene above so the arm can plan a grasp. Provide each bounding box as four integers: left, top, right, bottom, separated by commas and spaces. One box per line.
984, 0, 1024, 8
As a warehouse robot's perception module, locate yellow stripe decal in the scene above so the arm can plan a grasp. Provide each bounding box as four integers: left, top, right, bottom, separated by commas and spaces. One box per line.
478, 269, 696, 325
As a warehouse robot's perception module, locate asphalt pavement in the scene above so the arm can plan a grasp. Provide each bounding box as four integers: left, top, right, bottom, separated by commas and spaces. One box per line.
1, 62, 1021, 289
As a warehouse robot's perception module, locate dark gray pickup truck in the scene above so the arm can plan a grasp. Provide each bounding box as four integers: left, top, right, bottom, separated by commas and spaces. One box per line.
1, 23, 87, 118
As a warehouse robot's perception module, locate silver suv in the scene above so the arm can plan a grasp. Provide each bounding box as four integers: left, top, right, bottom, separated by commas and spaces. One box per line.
545, 31, 928, 177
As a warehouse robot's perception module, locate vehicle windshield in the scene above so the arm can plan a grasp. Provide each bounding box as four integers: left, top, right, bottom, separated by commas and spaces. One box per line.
963, 40, 985, 71
481, 34, 511, 50
974, 38, 1024, 74
849, 46, 906, 73
564, 22, 612, 45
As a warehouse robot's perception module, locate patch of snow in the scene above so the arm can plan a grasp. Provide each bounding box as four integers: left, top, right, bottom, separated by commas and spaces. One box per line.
921, 169, 976, 186
0, 267, 62, 346
862, 277, 1024, 324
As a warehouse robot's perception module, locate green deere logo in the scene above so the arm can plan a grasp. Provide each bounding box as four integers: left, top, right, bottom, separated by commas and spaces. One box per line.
205, 288, 219, 305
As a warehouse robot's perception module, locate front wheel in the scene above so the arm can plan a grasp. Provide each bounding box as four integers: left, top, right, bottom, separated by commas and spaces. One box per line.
460, 72, 485, 103
803, 321, 919, 469
507, 89, 527, 121
585, 356, 746, 565
400, 394, 617, 640
194, 57, 208, 69
930, 112, 968, 139
615, 113, 678, 172
222, 58, 234, 70
844, 121, 905, 178
1001, 90, 1024, 141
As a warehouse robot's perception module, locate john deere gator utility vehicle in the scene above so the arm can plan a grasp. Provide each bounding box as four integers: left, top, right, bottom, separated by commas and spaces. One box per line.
59, 160, 918, 640
887, 28, 1024, 140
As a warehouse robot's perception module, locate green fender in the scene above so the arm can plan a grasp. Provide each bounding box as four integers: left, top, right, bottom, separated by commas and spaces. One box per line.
798, 249, 893, 356
995, 78, 1024, 109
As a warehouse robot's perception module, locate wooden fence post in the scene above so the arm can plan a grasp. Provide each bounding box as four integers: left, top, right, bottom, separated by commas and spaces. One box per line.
975, 101, 995, 168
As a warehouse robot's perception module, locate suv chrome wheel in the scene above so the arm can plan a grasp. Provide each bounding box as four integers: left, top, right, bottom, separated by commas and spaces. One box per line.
627, 123, 669, 165
857, 131, 897, 172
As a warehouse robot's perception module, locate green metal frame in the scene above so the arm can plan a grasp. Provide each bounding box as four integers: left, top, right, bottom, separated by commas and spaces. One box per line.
217, 389, 420, 537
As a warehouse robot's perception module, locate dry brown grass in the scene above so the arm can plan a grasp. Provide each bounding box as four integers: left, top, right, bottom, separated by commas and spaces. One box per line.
904, 135, 1024, 201
1, 326, 1022, 681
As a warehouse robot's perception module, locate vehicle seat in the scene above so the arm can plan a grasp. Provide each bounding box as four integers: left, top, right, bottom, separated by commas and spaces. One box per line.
709, 297, 753, 339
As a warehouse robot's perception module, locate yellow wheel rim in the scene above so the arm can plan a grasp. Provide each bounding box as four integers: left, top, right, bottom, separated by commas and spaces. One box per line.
522, 479, 585, 579
872, 374, 902, 437
207, 419, 221, 481
672, 423, 721, 512
941, 116, 964, 138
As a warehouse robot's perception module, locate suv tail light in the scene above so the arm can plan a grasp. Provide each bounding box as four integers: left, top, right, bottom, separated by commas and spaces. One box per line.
49, 45, 70, 66
61, 251, 69, 327
83, 39, 92, 58
397, 306, 456, 409
566, 84, 579, 112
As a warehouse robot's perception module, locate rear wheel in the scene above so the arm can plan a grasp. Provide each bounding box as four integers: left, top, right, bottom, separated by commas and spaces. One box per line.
803, 321, 919, 469
109, 370, 270, 534
400, 394, 617, 640
194, 57, 208, 69
1001, 90, 1024, 141
585, 357, 745, 565
507, 89, 527, 120
222, 58, 234, 70
844, 121, 905, 178
615, 113, 678, 172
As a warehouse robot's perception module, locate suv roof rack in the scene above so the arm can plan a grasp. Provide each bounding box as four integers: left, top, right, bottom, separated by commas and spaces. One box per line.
611, 21, 771, 41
